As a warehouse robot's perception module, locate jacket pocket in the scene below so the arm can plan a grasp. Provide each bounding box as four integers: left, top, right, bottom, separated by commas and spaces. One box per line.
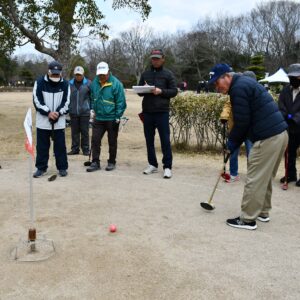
102, 100, 115, 115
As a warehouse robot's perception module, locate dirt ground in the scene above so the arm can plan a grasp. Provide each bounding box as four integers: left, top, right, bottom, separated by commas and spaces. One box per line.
0, 91, 299, 300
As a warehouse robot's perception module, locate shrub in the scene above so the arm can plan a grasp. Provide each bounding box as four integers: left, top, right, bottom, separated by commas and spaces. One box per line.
170, 92, 228, 151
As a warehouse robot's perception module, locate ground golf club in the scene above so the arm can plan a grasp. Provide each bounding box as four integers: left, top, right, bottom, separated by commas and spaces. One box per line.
200, 153, 230, 211
48, 123, 57, 181
83, 120, 94, 167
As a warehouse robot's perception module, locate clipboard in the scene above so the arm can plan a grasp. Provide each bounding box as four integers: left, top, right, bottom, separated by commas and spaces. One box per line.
132, 85, 155, 93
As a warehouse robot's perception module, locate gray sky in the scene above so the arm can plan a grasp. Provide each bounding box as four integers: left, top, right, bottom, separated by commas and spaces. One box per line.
14, 0, 264, 57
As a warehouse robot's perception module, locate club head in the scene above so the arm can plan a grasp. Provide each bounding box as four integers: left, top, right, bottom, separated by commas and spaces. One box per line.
221, 172, 230, 181
200, 202, 215, 211
281, 183, 288, 190
48, 174, 57, 182
84, 161, 91, 166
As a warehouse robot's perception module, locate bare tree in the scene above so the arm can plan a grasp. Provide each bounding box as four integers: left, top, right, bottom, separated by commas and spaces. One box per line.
0, 0, 151, 75
246, 1, 300, 69
119, 23, 153, 83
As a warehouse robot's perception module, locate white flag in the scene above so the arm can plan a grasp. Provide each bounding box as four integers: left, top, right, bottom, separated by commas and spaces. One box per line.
24, 108, 34, 157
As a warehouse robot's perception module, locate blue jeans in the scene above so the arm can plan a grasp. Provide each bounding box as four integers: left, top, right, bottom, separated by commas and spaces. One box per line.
143, 112, 172, 169
230, 139, 252, 176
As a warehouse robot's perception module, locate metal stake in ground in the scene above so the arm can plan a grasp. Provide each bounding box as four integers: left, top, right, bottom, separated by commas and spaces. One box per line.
48, 123, 57, 181
200, 153, 230, 211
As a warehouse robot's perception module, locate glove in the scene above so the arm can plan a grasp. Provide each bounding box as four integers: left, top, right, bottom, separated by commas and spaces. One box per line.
286, 114, 295, 125
90, 110, 95, 121
220, 119, 228, 124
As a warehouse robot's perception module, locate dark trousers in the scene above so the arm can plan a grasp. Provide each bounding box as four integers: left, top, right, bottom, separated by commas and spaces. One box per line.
36, 128, 68, 171
91, 120, 119, 164
287, 131, 300, 178
143, 112, 172, 169
70, 115, 90, 152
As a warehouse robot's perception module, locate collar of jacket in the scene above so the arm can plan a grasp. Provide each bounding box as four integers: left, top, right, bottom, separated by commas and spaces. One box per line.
151, 65, 164, 72
98, 73, 113, 88
228, 74, 240, 94
69, 77, 88, 86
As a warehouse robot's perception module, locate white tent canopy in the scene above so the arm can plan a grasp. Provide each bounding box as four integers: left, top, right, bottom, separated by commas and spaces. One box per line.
259, 68, 289, 83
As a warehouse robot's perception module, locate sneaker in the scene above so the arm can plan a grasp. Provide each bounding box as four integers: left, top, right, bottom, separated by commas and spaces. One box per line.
33, 169, 46, 178
82, 150, 90, 156
225, 175, 239, 183
86, 161, 100, 172
163, 168, 172, 179
68, 150, 79, 155
143, 165, 158, 175
59, 170, 68, 177
105, 163, 116, 171
280, 175, 297, 183
296, 179, 300, 187
226, 217, 257, 230
257, 215, 270, 222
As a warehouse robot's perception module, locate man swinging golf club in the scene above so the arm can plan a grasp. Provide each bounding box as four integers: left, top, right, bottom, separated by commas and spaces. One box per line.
209, 63, 288, 230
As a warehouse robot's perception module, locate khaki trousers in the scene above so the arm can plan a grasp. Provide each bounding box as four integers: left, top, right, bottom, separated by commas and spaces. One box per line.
241, 131, 288, 221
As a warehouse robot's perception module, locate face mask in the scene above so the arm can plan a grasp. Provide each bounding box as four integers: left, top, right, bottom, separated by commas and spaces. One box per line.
289, 77, 300, 89
49, 77, 60, 83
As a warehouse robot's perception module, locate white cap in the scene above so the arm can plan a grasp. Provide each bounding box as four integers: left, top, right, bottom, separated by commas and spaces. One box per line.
96, 62, 109, 75
74, 66, 84, 75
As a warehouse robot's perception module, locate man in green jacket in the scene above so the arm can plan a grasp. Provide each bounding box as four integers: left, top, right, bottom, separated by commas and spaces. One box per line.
87, 62, 126, 172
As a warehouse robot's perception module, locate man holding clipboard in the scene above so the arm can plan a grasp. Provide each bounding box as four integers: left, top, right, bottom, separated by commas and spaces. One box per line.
137, 49, 178, 178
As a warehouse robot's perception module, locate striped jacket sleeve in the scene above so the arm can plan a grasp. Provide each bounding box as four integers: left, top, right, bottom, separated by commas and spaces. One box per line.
32, 79, 50, 116
56, 81, 70, 116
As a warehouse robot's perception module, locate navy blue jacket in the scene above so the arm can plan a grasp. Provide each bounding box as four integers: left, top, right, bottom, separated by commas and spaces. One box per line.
69, 77, 91, 116
33, 75, 70, 130
138, 66, 178, 113
228, 74, 287, 147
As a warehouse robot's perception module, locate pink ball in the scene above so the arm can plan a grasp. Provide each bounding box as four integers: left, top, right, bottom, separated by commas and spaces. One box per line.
109, 224, 117, 233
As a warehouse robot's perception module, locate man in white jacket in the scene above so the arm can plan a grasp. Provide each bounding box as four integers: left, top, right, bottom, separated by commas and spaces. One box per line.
32, 61, 70, 178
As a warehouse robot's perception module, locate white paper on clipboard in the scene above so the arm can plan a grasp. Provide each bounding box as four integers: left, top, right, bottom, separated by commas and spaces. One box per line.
132, 85, 155, 93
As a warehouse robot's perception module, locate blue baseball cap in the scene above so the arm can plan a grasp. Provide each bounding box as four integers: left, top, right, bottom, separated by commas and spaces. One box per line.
48, 61, 62, 75
208, 63, 232, 84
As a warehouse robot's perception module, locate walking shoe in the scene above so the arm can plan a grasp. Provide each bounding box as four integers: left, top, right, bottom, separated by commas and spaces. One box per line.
226, 217, 257, 230
67, 150, 79, 155
86, 162, 100, 172
280, 175, 297, 183
59, 170, 68, 177
295, 179, 300, 187
143, 165, 158, 175
257, 215, 270, 222
105, 163, 116, 171
33, 169, 46, 178
163, 168, 172, 179
82, 151, 90, 156
225, 175, 239, 183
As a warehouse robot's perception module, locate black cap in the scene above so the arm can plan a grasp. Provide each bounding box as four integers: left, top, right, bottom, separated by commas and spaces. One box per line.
150, 49, 164, 58
48, 61, 62, 74
287, 64, 300, 77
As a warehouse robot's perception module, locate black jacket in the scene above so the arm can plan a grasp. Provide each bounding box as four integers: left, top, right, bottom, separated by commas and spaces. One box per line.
228, 74, 287, 146
138, 66, 178, 113
278, 85, 300, 133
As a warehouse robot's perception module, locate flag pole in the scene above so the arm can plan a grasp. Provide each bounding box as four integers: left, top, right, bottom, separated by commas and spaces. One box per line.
28, 154, 34, 227
24, 108, 36, 249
